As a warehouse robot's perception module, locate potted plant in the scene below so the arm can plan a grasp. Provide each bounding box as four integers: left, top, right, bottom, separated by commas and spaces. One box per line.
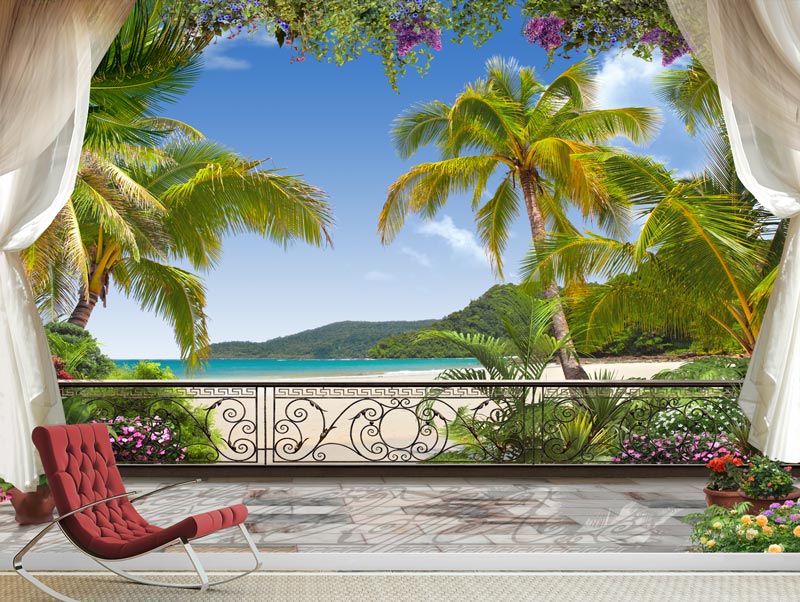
683, 500, 800, 553
704, 454, 745, 508
740, 456, 800, 514
1, 475, 55, 525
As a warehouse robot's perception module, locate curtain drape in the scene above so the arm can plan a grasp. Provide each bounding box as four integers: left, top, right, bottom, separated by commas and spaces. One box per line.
0, 1, 133, 491
667, 0, 800, 460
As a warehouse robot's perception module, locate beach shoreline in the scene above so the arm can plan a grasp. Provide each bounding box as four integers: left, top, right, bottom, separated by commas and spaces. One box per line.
299, 359, 686, 382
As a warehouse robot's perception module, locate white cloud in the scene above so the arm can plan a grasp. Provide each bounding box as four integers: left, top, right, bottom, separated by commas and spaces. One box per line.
400, 246, 432, 268
594, 50, 690, 110
202, 31, 278, 71
203, 50, 251, 70
364, 270, 394, 282
418, 216, 488, 265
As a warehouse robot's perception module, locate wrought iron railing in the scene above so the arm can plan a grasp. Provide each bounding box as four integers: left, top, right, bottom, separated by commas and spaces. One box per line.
58, 380, 745, 466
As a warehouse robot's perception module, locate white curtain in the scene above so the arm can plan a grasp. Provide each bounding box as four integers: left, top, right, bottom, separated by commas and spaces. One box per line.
667, 0, 800, 461
0, 0, 133, 491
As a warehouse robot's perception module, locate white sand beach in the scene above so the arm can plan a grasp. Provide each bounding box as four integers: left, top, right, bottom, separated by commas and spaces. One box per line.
307, 359, 686, 382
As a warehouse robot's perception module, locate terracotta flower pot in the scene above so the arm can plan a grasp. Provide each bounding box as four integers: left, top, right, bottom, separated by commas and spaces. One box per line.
9, 484, 55, 525
703, 487, 744, 508
740, 488, 800, 515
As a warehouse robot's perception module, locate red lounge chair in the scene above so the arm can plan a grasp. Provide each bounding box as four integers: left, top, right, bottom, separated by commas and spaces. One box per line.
14, 423, 261, 601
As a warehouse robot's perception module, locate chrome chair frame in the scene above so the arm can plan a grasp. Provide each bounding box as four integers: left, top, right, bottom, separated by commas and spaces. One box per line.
14, 479, 262, 602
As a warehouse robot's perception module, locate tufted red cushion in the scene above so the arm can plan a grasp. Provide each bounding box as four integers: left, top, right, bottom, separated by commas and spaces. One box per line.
32, 424, 248, 560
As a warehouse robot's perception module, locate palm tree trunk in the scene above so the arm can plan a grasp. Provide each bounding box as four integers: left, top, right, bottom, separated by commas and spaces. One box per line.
519, 170, 589, 380
68, 284, 98, 329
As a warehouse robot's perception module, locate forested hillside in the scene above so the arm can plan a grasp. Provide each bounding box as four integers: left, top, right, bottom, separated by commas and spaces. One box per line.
209, 320, 434, 359
368, 285, 517, 358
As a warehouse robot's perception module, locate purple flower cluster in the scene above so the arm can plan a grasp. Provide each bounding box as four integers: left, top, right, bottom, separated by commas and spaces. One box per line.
639, 27, 691, 66
525, 15, 566, 51
97, 416, 186, 464
613, 432, 744, 465
392, 18, 442, 57
186, 1, 267, 39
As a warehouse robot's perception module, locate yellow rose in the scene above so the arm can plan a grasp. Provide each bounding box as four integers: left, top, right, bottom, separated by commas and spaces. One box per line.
767, 544, 784, 553
729, 509, 738, 516
699, 536, 708, 544
713, 522, 723, 530
706, 539, 716, 547
741, 515, 753, 525
762, 526, 773, 536
793, 526, 800, 537
756, 515, 769, 527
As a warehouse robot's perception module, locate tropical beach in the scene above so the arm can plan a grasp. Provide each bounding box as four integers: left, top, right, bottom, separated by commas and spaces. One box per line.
128, 357, 686, 381
6, 1, 800, 599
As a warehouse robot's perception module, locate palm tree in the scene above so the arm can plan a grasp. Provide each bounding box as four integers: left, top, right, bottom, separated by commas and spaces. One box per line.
522, 129, 780, 355
521, 58, 782, 356
378, 56, 660, 379
24, 0, 333, 368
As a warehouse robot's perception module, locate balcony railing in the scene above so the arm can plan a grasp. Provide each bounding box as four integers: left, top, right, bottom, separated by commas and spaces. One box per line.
59, 379, 745, 467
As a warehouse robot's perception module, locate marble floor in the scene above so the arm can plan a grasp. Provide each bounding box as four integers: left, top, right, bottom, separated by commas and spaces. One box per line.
0, 476, 707, 556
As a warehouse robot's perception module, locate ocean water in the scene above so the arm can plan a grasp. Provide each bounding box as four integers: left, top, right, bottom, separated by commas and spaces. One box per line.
114, 357, 481, 380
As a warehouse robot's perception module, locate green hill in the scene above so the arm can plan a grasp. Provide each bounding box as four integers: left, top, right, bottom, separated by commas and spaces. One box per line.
209, 320, 435, 359
368, 284, 518, 358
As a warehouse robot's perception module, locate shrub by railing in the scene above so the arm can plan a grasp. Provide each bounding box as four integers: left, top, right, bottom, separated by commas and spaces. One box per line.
59, 380, 745, 466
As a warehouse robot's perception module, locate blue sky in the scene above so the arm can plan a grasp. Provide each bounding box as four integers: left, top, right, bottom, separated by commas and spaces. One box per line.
89, 17, 706, 359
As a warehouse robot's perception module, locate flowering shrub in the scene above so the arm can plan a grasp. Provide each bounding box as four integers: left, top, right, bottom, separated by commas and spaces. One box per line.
684, 501, 800, 553
96, 416, 186, 464
52, 356, 73, 380
648, 398, 746, 441
639, 26, 691, 66
523, 0, 689, 65
167, 0, 508, 88
612, 432, 744, 465
390, 1, 443, 57
741, 456, 795, 499
706, 454, 744, 491
524, 14, 565, 51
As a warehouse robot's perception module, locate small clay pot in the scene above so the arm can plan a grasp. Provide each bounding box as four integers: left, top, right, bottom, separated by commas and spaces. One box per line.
739, 488, 800, 515
703, 487, 745, 509
9, 484, 55, 525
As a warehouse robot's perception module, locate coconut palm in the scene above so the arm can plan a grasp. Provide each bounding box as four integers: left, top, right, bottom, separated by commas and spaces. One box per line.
24, 0, 333, 368
378, 56, 660, 379
522, 128, 781, 355
653, 57, 721, 136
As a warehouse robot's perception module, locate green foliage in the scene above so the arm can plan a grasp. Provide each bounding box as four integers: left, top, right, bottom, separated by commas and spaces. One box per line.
167, 0, 516, 89
108, 360, 177, 380
642, 358, 749, 442
44, 322, 116, 379
683, 502, 800, 553
210, 320, 434, 359
423, 289, 565, 463
593, 326, 691, 357
522, 0, 685, 64
26, 1, 333, 369
73, 361, 223, 463
651, 357, 750, 381
741, 457, 795, 500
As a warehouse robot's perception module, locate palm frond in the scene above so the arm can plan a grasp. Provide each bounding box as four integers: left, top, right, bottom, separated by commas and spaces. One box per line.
475, 176, 521, 277
555, 107, 662, 145
653, 57, 721, 135
379, 156, 499, 244
416, 330, 514, 380
392, 100, 452, 159
113, 257, 210, 369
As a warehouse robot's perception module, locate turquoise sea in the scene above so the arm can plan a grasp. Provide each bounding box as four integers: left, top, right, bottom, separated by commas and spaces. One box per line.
115, 358, 481, 380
